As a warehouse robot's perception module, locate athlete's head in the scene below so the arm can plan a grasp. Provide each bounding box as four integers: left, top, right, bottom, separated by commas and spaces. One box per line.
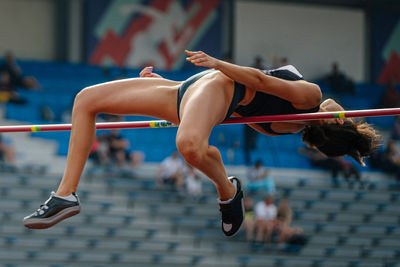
302, 121, 380, 166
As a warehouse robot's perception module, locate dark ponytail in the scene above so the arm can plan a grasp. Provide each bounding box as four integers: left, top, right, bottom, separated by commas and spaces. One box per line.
302, 121, 381, 166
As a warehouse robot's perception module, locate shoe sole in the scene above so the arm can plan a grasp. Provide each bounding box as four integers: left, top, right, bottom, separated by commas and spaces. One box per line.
23, 206, 81, 229
226, 193, 245, 237
225, 176, 246, 237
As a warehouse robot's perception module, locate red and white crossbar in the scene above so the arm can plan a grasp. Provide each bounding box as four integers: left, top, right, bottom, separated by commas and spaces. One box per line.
1, 108, 399, 133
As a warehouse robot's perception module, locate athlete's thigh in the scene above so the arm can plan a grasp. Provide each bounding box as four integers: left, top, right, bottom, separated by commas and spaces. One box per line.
177, 77, 234, 140
80, 77, 180, 123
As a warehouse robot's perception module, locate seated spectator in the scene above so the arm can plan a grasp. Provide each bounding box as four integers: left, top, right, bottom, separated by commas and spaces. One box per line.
0, 134, 16, 166
40, 105, 55, 122
185, 165, 203, 197
254, 195, 277, 244
243, 196, 256, 242
387, 139, 400, 162
89, 137, 109, 166
252, 55, 265, 70
0, 71, 26, 104
272, 56, 289, 68
323, 62, 355, 95
243, 125, 258, 165
379, 78, 400, 108
246, 160, 275, 194
157, 151, 185, 190
280, 57, 288, 66
107, 129, 132, 167
391, 116, 400, 140
0, 51, 41, 90
276, 198, 303, 245
299, 147, 361, 187
341, 159, 364, 188
89, 129, 144, 169
369, 139, 400, 182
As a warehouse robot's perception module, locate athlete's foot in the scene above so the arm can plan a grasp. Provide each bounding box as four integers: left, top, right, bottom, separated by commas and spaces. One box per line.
218, 176, 245, 237
23, 191, 80, 229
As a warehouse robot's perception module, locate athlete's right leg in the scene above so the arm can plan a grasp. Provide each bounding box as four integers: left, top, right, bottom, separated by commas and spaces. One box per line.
24, 77, 180, 229
58, 78, 180, 195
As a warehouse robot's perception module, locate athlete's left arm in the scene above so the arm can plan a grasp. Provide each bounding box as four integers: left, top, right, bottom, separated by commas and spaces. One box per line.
185, 50, 321, 108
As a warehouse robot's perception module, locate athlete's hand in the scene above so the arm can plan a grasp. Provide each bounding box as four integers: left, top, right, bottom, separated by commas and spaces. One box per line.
321, 118, 344, 125
185, 50, 219, 68
139, 66, 162, 78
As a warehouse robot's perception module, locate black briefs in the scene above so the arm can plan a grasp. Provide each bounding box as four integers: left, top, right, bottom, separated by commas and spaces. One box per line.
177, 70, 246, 122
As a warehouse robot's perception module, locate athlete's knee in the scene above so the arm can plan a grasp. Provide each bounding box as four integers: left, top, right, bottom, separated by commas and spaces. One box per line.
176, 134, 206, 166
73, 87, 98, 114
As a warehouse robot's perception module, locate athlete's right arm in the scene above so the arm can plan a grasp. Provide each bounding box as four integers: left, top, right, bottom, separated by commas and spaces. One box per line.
185, 50, 321, 109
139, 66, 163, 78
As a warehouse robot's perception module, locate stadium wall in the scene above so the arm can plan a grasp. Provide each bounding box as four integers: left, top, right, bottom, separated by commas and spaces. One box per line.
0, 0, 56, 61
234, 1, 366, 82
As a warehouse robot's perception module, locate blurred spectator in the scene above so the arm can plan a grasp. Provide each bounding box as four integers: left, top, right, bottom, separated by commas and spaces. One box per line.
391, 116, 400, 140
157, 151, 185, 190
246, 160, 275, 194
40, 105, 55, 122
185, 165, 203, 197
323, 62, 355, 95
385, 139, 400, 164
299, 147, 361, 187
0, 71, 26, 104
369, 139, 400, 182
0, 51, 41, 90
341, 159, 363, 188
0, 134, 16, 166
107, 129, 132, 167
226, 140, 240, 165
272, 56, 289, 68
276, 198, 303, 245
243, 197, 256, 242
243, 125, 258, 165
252, 55, 265, 70
379, 78, 400, 108
89, 129, 144, 169
299, 147, 341, 185
280, 57, 288, 66
89, 137, 109, 166
254, 195, 277, 244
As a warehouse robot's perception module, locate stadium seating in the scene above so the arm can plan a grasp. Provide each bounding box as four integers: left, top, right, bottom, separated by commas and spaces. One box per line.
4, 60, 395, 167
1, 59, 400, 266
1, 167, 400, 267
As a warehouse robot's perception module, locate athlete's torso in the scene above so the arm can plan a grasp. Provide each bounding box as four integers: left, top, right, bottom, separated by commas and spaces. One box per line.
234, 65, 320, 135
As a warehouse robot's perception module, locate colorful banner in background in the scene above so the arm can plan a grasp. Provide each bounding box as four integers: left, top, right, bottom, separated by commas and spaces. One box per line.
371, 12, 400, 85
85, 0, 222, 71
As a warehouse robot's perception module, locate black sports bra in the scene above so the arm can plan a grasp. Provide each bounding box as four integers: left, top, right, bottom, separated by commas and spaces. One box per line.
234, 65, 320, 135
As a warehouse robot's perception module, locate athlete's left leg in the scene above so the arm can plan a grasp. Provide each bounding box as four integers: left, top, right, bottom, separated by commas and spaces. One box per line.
175, 74, 244, 236
176, 75, 235, 200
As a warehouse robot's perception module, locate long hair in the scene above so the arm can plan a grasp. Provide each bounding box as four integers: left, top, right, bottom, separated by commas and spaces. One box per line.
302, 121, 381, 166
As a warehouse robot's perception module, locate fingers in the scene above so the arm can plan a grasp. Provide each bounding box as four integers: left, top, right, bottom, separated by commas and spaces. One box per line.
186, 52, 205, 61
185, 49, 217, 68
185, 51, 207, 66
323, 118, 344, 125
140, 66, 153, 77
185, 50, 202, 56
186, 56, 207, 64
185, 50, 206, 61
336, 118, 344, 125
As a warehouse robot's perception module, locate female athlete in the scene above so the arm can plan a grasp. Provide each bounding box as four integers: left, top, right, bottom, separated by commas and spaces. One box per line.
23, 50, 379, 237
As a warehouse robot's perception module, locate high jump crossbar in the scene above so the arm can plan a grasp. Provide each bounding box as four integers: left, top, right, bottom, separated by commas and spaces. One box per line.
0, 108, 400, 133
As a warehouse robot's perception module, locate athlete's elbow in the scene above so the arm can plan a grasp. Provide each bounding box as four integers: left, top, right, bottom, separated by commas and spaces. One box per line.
310, 84, 322, 107
253, 71, 268, 90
